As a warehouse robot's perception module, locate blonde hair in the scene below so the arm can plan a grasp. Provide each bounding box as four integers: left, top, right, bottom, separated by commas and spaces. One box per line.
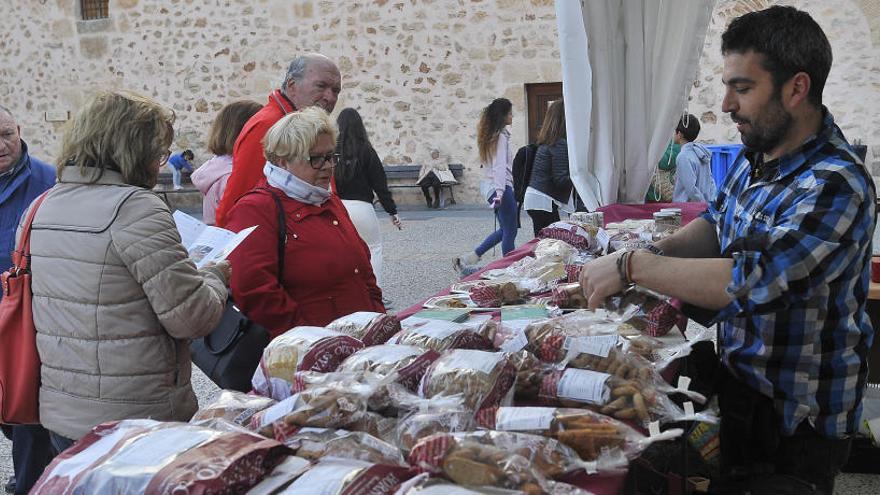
537, 99, 565, 146
263, 107, 337, 165
58, 91, 174, 188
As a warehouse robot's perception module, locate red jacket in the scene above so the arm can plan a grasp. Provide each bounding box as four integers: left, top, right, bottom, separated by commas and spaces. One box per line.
216, 90, 294, 227
226, 182, 385, 338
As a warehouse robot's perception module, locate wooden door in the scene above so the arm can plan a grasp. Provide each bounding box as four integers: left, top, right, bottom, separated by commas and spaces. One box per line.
525, 82, 563, 144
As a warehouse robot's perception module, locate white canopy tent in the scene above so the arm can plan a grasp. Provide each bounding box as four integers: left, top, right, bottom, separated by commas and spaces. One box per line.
556, 0, 716, 209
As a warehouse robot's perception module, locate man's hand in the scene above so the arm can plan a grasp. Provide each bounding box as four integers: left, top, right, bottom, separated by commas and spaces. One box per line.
489, 195, 502, 209
391, 214, 403, 230
579, 251, 626, 309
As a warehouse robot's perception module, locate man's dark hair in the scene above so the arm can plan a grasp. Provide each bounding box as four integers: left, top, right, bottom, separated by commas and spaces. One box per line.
183, 149, 194, 160
721, 6, 832, 106
676, 114, 700, 142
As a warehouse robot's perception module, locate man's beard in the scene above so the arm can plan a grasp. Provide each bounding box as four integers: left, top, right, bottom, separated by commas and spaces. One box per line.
732, 96, 793, 154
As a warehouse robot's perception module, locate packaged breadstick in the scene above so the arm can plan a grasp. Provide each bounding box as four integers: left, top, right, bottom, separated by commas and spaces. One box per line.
407, 430, 598, 494
478, 406, 682, 464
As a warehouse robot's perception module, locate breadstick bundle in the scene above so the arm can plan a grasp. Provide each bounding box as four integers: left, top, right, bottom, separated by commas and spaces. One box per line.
478, 407, 682, 465
327, 311, 403, 346
537, 368, 715, 425
407, 430, 595, 494
249, 371, 392, 436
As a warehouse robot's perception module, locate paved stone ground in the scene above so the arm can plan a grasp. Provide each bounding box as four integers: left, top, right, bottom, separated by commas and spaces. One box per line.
2, 204, 878, 493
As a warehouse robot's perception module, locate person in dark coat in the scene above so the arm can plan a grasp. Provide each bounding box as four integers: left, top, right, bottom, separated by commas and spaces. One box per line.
0, 105, 56, 495
523, 99, 576, 236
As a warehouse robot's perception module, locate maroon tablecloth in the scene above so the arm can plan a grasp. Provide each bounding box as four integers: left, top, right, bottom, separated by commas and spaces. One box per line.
597, 201, 707, 226
395, 237, 628, 493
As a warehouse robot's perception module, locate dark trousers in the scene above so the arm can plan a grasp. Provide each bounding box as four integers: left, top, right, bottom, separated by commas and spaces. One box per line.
0, 424, 54, 494
714, 367, 851, 494
526, 204, 560, 237
418, 174, 441, 208
48, 431, 75, 456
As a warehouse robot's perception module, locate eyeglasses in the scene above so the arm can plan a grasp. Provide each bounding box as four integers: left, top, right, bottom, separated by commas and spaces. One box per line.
308, 153, 340, 170
158, 150, 171, 165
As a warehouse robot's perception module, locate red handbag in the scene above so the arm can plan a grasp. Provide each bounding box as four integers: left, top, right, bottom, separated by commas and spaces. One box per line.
0, 191, 49, 424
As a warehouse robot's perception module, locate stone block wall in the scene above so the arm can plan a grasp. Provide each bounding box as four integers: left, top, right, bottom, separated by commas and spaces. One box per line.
2, 0, 877, 203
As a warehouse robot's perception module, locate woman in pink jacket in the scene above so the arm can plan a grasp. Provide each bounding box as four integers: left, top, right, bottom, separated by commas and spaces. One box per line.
191, 101, 261, 224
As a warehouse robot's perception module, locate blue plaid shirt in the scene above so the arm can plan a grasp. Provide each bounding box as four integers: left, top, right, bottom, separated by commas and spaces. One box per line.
702, 110, 875, 438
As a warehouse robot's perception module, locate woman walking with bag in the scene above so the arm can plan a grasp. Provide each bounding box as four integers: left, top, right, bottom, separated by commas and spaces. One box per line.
454, 98, 516, 272
23, 91, 229, 451
333, 108, 400, 288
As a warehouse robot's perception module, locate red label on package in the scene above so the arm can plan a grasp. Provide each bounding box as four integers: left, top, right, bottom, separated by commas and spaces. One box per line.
396, 350, 441, 391
340, 465, 413, 495
299, 335, 364, 372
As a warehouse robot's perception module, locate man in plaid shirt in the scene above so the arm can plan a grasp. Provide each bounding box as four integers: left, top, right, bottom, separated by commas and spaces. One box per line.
581, 6, 874, 493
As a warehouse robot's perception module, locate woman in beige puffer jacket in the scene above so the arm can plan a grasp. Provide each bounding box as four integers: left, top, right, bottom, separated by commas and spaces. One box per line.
19, 91, 229, 449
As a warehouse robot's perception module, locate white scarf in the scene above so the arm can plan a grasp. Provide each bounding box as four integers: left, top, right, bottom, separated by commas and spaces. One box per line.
263, 162, 330, 206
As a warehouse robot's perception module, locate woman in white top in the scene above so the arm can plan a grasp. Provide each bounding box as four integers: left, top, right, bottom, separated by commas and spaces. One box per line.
454, 98, 517, 272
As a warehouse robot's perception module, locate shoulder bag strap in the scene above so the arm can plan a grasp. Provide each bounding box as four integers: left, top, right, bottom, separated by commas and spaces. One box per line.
13, 190, 51, 272
258, 188, 287, 283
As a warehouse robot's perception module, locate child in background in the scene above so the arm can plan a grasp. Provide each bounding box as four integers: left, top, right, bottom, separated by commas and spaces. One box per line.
191, 101, 262, 224
167, 149, 195, 190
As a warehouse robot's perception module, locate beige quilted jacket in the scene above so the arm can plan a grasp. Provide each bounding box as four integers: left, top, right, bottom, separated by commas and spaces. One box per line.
20, 167, 227, 439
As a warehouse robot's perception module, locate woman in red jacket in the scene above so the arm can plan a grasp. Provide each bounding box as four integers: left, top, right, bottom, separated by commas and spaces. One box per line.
225, 107, 385, 338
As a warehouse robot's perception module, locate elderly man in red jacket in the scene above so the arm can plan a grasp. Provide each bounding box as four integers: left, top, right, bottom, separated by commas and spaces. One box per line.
215, 53, 341, 227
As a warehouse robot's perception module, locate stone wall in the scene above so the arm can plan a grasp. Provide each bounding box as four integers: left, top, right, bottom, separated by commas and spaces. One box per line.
691, 0, 880, 174
1, 0, 876, 204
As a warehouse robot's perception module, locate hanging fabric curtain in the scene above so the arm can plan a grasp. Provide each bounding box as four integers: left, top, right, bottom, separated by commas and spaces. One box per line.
556, 0, 716, 207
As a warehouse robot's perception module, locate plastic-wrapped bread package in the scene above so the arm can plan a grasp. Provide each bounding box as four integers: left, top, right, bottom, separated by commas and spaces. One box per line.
277, 458, 413, 495
419, 350, 517, 412
532, 238, 579, 263
537, 368, 716, 426
394, 473, 595, 495
537, 221, 602, 254
606, 287, 683, 338
469, 281, 529, 308
338, 344, 441, 393
509, 350, 555, 402
477, 407, 682, 465
31, 419, 290, 495
527, 310, 711, 372
390, 319, 495, 352
487, 256, 567, 292
328, 311, 403, 346
271, 426, 406, 466
246, 456, 312, 495
190, 390, 277, 427
252, 326, 365, 399
249, 371, 392, 436
407, 430, 598, 494
390, 392, 475, 453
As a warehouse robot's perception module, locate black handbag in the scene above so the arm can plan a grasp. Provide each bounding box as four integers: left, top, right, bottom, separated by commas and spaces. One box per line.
191, 189, 286, 392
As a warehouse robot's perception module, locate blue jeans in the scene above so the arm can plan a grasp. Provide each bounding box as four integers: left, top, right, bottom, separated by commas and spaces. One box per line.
475, 186, 518, 256
170, 166, 182, 188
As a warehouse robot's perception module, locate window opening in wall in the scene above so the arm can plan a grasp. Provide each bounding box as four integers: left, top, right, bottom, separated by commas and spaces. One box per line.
81, 0, 109, 21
